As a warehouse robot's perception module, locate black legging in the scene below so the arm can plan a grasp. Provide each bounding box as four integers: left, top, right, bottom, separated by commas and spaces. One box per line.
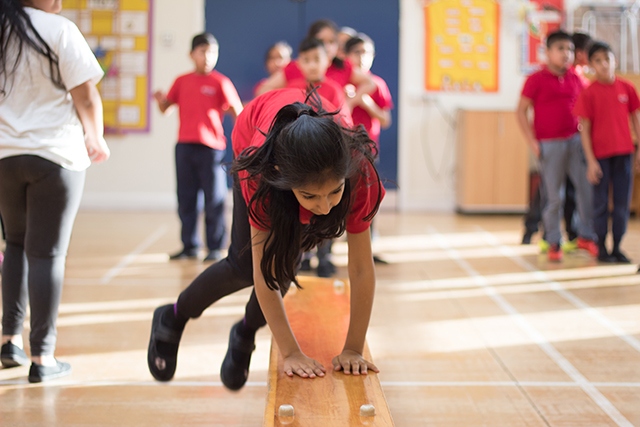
0, 155, 85, 356
176, 177, 290, 331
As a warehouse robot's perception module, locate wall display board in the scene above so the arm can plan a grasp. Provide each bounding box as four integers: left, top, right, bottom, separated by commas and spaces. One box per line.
424, 0, 500, 92
61, 0, 152, 133
521, 0, 564, 74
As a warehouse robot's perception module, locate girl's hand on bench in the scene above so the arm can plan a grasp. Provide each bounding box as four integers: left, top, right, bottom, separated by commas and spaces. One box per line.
283, 351, 326, 378
332, 350, 380, 375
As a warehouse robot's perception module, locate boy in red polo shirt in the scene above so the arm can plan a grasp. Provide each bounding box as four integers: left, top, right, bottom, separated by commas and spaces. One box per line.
516, 30, 597, 262
574, 41, 640, 263
345, 33, 393, 151
154, 33, 243, 262
345, 33, 393, 264
287, 37, 348, 117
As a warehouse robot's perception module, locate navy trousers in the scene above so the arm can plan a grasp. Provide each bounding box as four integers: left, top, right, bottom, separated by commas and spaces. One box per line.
175, 143, 227, 252
593, 154, 633, 249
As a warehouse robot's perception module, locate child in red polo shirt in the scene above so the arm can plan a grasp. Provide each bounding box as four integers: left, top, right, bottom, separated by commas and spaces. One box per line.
574, 41, 640, 263
345, 33, 393, 151
345, 33, 393, 264
516, 30, 597, 262
154, 33, 243, 262
287, 37, 348, 117
147, 88, 385, 390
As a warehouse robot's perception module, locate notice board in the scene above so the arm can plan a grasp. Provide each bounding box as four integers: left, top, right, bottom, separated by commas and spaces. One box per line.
61, 0, 152, 133
424, 0, 500, 93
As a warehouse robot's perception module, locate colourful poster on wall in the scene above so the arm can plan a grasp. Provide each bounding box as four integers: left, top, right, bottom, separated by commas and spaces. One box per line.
424, 0, 500, 93
521, 0, 564, 74
60, 0, 152, 134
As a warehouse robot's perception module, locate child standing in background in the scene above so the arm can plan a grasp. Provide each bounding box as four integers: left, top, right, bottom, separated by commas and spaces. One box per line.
154, 33, 243, 262
520, 32, 593, 249
516, 30, 597, 262
253, 41, 292, 98
345, 33, 393, 264
574, 41, 640, 263
345, 33, 393, 151
287, 37, 349, 120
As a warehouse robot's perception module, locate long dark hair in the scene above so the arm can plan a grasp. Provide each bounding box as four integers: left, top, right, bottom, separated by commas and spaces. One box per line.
231, 90, 381, 291
0, 0, 64, 96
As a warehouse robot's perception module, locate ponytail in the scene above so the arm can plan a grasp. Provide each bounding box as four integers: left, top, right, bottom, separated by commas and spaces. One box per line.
0, 0, 64, 96
231, 90, 381, 291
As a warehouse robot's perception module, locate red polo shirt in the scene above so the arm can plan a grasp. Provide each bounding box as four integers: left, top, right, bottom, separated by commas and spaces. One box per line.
521, 67, 584, 141
167, 71, 241, 150
574, 77, 640, 159
351, 73, 393, 145
283, 59, 354, 88
232, 88, 384, 234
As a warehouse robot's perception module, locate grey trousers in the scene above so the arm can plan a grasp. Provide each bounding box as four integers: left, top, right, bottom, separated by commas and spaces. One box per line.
0, 155, 85, 356
538, 134, 596, 245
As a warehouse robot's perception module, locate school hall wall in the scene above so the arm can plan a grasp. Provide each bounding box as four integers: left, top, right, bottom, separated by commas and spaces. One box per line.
81, 0, 525, 213
398, 0, 526, 212
81, 0, 206, 210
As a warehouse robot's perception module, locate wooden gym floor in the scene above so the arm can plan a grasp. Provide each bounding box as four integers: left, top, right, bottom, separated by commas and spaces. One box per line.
1, 209, 639, 426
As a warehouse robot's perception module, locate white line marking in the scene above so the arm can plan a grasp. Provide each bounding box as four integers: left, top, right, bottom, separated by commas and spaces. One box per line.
478, 228, 640, 354
100, 226, 167, 284
1, 379, 639, 388
428, 227, 634, 427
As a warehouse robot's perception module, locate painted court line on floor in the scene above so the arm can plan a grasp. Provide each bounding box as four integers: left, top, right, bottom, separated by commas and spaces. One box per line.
2, 379, 639, 388
100, 226, 167, 285
428, 226, 634, 427
478, 227, 640, 355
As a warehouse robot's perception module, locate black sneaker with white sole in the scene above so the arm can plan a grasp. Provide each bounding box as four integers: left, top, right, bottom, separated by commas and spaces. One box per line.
1, 342, 29, 368
28, 360, 71, 383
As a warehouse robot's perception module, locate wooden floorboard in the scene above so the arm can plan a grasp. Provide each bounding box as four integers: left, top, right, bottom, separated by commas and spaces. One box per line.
0, 210, 639, 426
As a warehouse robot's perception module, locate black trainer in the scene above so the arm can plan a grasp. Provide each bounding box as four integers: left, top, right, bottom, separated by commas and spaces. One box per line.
220, 321, 256, 391
317, 260, 336, 278
299, 258, 312, 272
1, 342, 29, 368
611, 250, 631, 264
147, 304, 185, 381
597, 248, 617, 263
28, 360, 71, 383
169, 248, 198, 260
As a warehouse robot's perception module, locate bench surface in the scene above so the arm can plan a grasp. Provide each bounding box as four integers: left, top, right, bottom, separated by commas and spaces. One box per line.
263, 276, 394, 427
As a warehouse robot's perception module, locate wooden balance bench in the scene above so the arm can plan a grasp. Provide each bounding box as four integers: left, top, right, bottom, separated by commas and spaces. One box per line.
263, 276, 394, 426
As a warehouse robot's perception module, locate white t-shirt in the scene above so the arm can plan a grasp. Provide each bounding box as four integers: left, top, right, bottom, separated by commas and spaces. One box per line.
0, 7, 104, 171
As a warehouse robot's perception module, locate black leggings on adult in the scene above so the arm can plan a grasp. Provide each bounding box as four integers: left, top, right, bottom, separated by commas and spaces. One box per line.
175, 177, 290, 330
0, 155, 85, 356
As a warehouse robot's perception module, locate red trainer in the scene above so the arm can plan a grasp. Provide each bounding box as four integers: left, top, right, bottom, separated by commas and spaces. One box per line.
577, 237, 598, 257
548, 244, 563, 262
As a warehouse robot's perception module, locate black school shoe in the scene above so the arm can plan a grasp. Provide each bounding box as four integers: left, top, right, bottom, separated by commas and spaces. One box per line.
611, 250, 631, 264
28, 360, 71, 383
597, 248, 617, 263
220, 321, 256, 391
147, 304, 184, 382
169, 248, 198, 260
1, 342, 29, 368
317, 260, 336, 278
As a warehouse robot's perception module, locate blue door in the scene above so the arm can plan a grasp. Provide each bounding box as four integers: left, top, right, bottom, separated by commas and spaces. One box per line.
205, 0, 399, 188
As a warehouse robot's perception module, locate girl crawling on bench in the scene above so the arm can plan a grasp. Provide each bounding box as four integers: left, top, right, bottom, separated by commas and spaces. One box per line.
147, 87, 384, 390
